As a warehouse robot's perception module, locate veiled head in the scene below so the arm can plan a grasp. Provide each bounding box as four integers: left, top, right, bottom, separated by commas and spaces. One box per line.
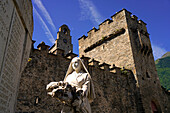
71, 57, 82, 72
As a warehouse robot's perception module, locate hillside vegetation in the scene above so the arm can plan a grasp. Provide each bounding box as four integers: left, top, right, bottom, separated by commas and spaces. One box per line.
155, 52, 170, 90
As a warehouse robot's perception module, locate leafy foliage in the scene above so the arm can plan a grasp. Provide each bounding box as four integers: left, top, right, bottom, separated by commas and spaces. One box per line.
155, 52, 170, 90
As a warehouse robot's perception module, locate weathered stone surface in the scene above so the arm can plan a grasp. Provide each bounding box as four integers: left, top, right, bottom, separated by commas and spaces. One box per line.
14, 0, 33, 36
16, 48, 71, 113
0, 0, 14, 75
0, 0, 33, 112
16, 47, 139, 113
15, 9, 170, 113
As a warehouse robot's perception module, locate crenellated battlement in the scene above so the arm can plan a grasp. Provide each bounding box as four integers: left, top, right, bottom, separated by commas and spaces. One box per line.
79, 8, 148, 42
80, 56, 132, 75
79, 9, 127, 40
111, 8, 132, 20
37, 41, 50, 52
34, 41, 132, 76
34, 41, 78, 58
131, 15, 138, 21
99, 19, 113, 30
89, 58, 100, 67
99, 19, 112, 26
99, 62, 111, 71
127, 13, 148, 33
87, 27, 98, 37
78, 35, 87, 40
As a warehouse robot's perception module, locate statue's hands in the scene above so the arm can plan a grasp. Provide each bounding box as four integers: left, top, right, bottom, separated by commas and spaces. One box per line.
46, 81, 67, 98
47, 88, 64, 98
46, 82, 59, 92
47, 88, 58, 97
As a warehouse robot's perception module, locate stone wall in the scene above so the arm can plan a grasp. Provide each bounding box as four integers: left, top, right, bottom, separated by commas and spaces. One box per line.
125, 10, 165, 113
16, 46, 170, 113
0, 0, 33, 112
14, 8, 170, 113
16, 46, 72, 113
160, 88, 170, 113
86, 58, 138, 113
16, 45, 140, 113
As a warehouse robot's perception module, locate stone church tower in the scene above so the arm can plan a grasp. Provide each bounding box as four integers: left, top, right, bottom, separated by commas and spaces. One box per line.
49, 24, 73, 55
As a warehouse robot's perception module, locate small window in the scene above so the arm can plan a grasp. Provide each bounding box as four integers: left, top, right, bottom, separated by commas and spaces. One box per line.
146, 72, 150, 78
63, 28, 67, 34
142, 77, 144, 80
34, 96, 41, 106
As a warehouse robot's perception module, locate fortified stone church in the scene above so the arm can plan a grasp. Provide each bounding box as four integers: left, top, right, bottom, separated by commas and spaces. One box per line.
0, 0, 169, 113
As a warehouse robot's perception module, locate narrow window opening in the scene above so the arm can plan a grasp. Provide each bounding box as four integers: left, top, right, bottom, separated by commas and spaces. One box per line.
63, 28, 67, 35
142, 77, 144, 80
146, 71, 150, 78
151, 101, 158, 113
34, 96, 41, 106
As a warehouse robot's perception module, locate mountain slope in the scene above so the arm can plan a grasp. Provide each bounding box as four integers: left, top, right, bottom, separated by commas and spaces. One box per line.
155, 52, 170, 90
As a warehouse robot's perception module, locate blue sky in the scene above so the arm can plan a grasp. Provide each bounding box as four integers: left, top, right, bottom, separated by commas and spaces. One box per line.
32, 0, 170, 60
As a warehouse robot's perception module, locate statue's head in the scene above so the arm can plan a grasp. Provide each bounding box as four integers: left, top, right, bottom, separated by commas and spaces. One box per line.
71, 57, 82, 73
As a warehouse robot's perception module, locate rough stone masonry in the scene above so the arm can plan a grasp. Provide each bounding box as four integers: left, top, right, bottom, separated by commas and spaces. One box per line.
16, 9, 170, 113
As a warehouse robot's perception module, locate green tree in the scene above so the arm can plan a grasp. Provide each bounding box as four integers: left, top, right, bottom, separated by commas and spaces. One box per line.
155, 52, 170, 90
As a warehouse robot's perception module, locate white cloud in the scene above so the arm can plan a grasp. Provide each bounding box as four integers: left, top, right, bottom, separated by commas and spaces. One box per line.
78, 0, 102, 25
34, 7, 55, 44
33, 0, 56, 33
152, 44, 167, 60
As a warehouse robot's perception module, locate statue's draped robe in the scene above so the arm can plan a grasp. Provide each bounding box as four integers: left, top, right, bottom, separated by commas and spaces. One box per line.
65, 71, 91, 113
64, 57, 95, 113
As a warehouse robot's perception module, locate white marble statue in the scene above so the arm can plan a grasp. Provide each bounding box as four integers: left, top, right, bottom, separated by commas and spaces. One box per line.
46, 57, 95, 113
